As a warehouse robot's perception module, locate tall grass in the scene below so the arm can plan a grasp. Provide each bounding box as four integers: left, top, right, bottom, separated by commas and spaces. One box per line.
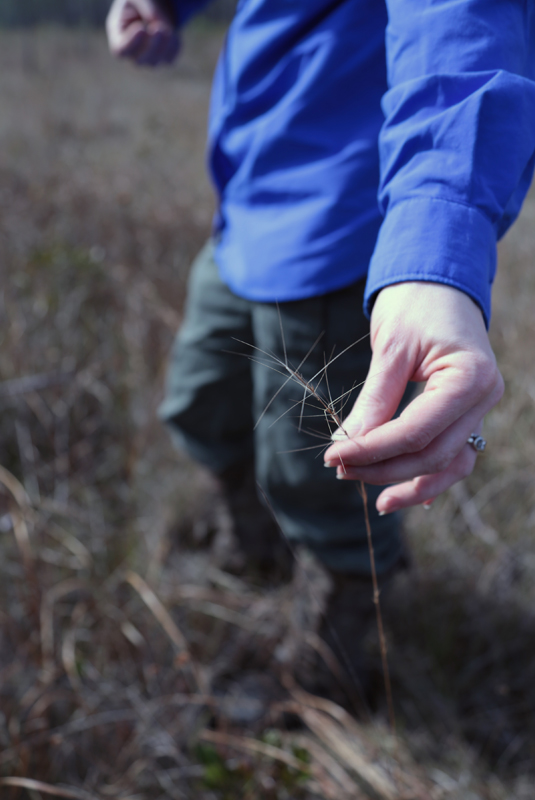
0, 25, 534, 800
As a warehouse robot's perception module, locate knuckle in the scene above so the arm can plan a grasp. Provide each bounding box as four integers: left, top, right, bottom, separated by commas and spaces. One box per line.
373, 332, 405, 371
466, 354, 500, 397
454, 452, 475, 480
403, 427, 433, 454
412, 475, 430, 497
376, 331, 402, 358
425, 451, 452, 475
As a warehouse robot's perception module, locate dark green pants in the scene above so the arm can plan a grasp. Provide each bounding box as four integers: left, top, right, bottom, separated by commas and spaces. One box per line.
159, 241, 404, 575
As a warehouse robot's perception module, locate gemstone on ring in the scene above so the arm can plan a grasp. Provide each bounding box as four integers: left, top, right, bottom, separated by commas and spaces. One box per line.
467, 434, 486, 453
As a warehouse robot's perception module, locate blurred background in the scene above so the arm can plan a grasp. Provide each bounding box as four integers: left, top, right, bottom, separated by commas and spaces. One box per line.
0, 3, 534, 799
0, 0, 236, 25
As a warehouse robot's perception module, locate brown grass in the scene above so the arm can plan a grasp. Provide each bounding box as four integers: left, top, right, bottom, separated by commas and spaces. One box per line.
0, 24, 534, 800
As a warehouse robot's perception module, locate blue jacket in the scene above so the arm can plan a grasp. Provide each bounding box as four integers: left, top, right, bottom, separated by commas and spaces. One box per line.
174, 0, 535, 326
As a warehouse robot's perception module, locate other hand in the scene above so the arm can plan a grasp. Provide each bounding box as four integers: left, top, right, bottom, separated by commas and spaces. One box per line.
323, 282, 504, 514
106, 0, 180, 66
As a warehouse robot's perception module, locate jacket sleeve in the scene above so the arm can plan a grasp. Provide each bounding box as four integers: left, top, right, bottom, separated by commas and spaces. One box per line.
364, 0, 535, 327
169, 0, 213, 26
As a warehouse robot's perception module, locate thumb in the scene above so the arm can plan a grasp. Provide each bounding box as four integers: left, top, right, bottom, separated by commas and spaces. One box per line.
118, 0, 172, 27
331, 344, 413, 441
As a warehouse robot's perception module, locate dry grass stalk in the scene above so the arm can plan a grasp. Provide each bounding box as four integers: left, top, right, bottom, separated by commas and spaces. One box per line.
247, 325, 396, 732
0, 776, 99, 799
284, 685, 437, 800
40, 578, 88, 676
0, 463, 32, 509
0, 465, 34, 572
125, 570, 189, 653
125, 569, 207, 693
0, 370, 75, 399
200, 728, 308, 772
281, 680, 398, 799
291, 734, 365, 799
300, 707, 398, 800
9, 506, 34, 576
358, 481, 396, 734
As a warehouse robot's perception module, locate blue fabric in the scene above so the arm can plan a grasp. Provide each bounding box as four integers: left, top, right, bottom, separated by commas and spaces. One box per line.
175, 0, 535, 326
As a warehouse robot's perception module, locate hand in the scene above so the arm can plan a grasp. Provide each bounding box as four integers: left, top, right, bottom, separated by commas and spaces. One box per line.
106, 0, 180, 66
324, 282, 504, 513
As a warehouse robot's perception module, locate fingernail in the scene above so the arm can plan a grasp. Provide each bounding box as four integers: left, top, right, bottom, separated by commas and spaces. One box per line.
335, 473, 345, 480
378, 496, 398, 516
422, 501, 433, 511
324, 461, 336, 468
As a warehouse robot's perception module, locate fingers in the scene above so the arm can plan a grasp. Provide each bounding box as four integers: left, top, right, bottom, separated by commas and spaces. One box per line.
106, 0, 179, 65
135, 26, 169, 65
331, 339, 413, 442
374, 444, 478, 514
324, 282, 504, 510
331, 380, 499, 485
121, 24, 179, 66
110, 22, 148, 58
325, 353, 502, 470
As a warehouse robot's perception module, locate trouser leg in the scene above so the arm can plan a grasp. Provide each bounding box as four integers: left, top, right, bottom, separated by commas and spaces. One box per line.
158, 240, 255, 472
160, 240, 405, 577
158, 241, 290, 571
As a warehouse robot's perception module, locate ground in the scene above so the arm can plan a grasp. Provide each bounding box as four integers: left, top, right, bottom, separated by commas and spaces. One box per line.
0, 24, 534, 800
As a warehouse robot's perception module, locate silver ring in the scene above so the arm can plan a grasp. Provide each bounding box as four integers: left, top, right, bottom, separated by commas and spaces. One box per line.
467, 433, 486, 453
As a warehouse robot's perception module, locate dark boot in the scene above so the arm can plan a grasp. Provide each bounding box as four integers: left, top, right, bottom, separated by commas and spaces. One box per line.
214, 458, 294, 581
284, 550, 408, 714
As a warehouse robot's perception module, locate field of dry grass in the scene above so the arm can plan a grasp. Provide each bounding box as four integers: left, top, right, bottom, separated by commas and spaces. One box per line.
0, 25, 534, 800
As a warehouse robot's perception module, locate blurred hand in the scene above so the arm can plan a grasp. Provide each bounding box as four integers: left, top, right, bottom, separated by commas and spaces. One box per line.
106, 0, 180, 66
324, 282, 504, 514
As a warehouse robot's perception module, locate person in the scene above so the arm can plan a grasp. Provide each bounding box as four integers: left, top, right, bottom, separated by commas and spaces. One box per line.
106, 0, 535, 695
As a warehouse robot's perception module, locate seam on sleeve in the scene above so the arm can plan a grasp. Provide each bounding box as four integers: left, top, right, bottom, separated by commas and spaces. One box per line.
384, 194, 497, 232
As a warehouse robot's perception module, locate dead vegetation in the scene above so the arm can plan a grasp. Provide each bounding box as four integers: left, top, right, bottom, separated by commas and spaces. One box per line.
0, 25, 534, 800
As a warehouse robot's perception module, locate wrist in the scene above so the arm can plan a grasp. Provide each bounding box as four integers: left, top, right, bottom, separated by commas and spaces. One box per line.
156, 0, 178, 26
370, 281, 494, 379
365, 197, 497, 329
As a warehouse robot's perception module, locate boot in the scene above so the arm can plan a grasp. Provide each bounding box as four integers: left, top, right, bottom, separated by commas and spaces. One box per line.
283, 550, 408, 713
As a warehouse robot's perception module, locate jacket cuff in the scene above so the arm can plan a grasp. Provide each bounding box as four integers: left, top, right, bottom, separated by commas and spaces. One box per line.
364, 196, 497, 328
170, 0, 211, 27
